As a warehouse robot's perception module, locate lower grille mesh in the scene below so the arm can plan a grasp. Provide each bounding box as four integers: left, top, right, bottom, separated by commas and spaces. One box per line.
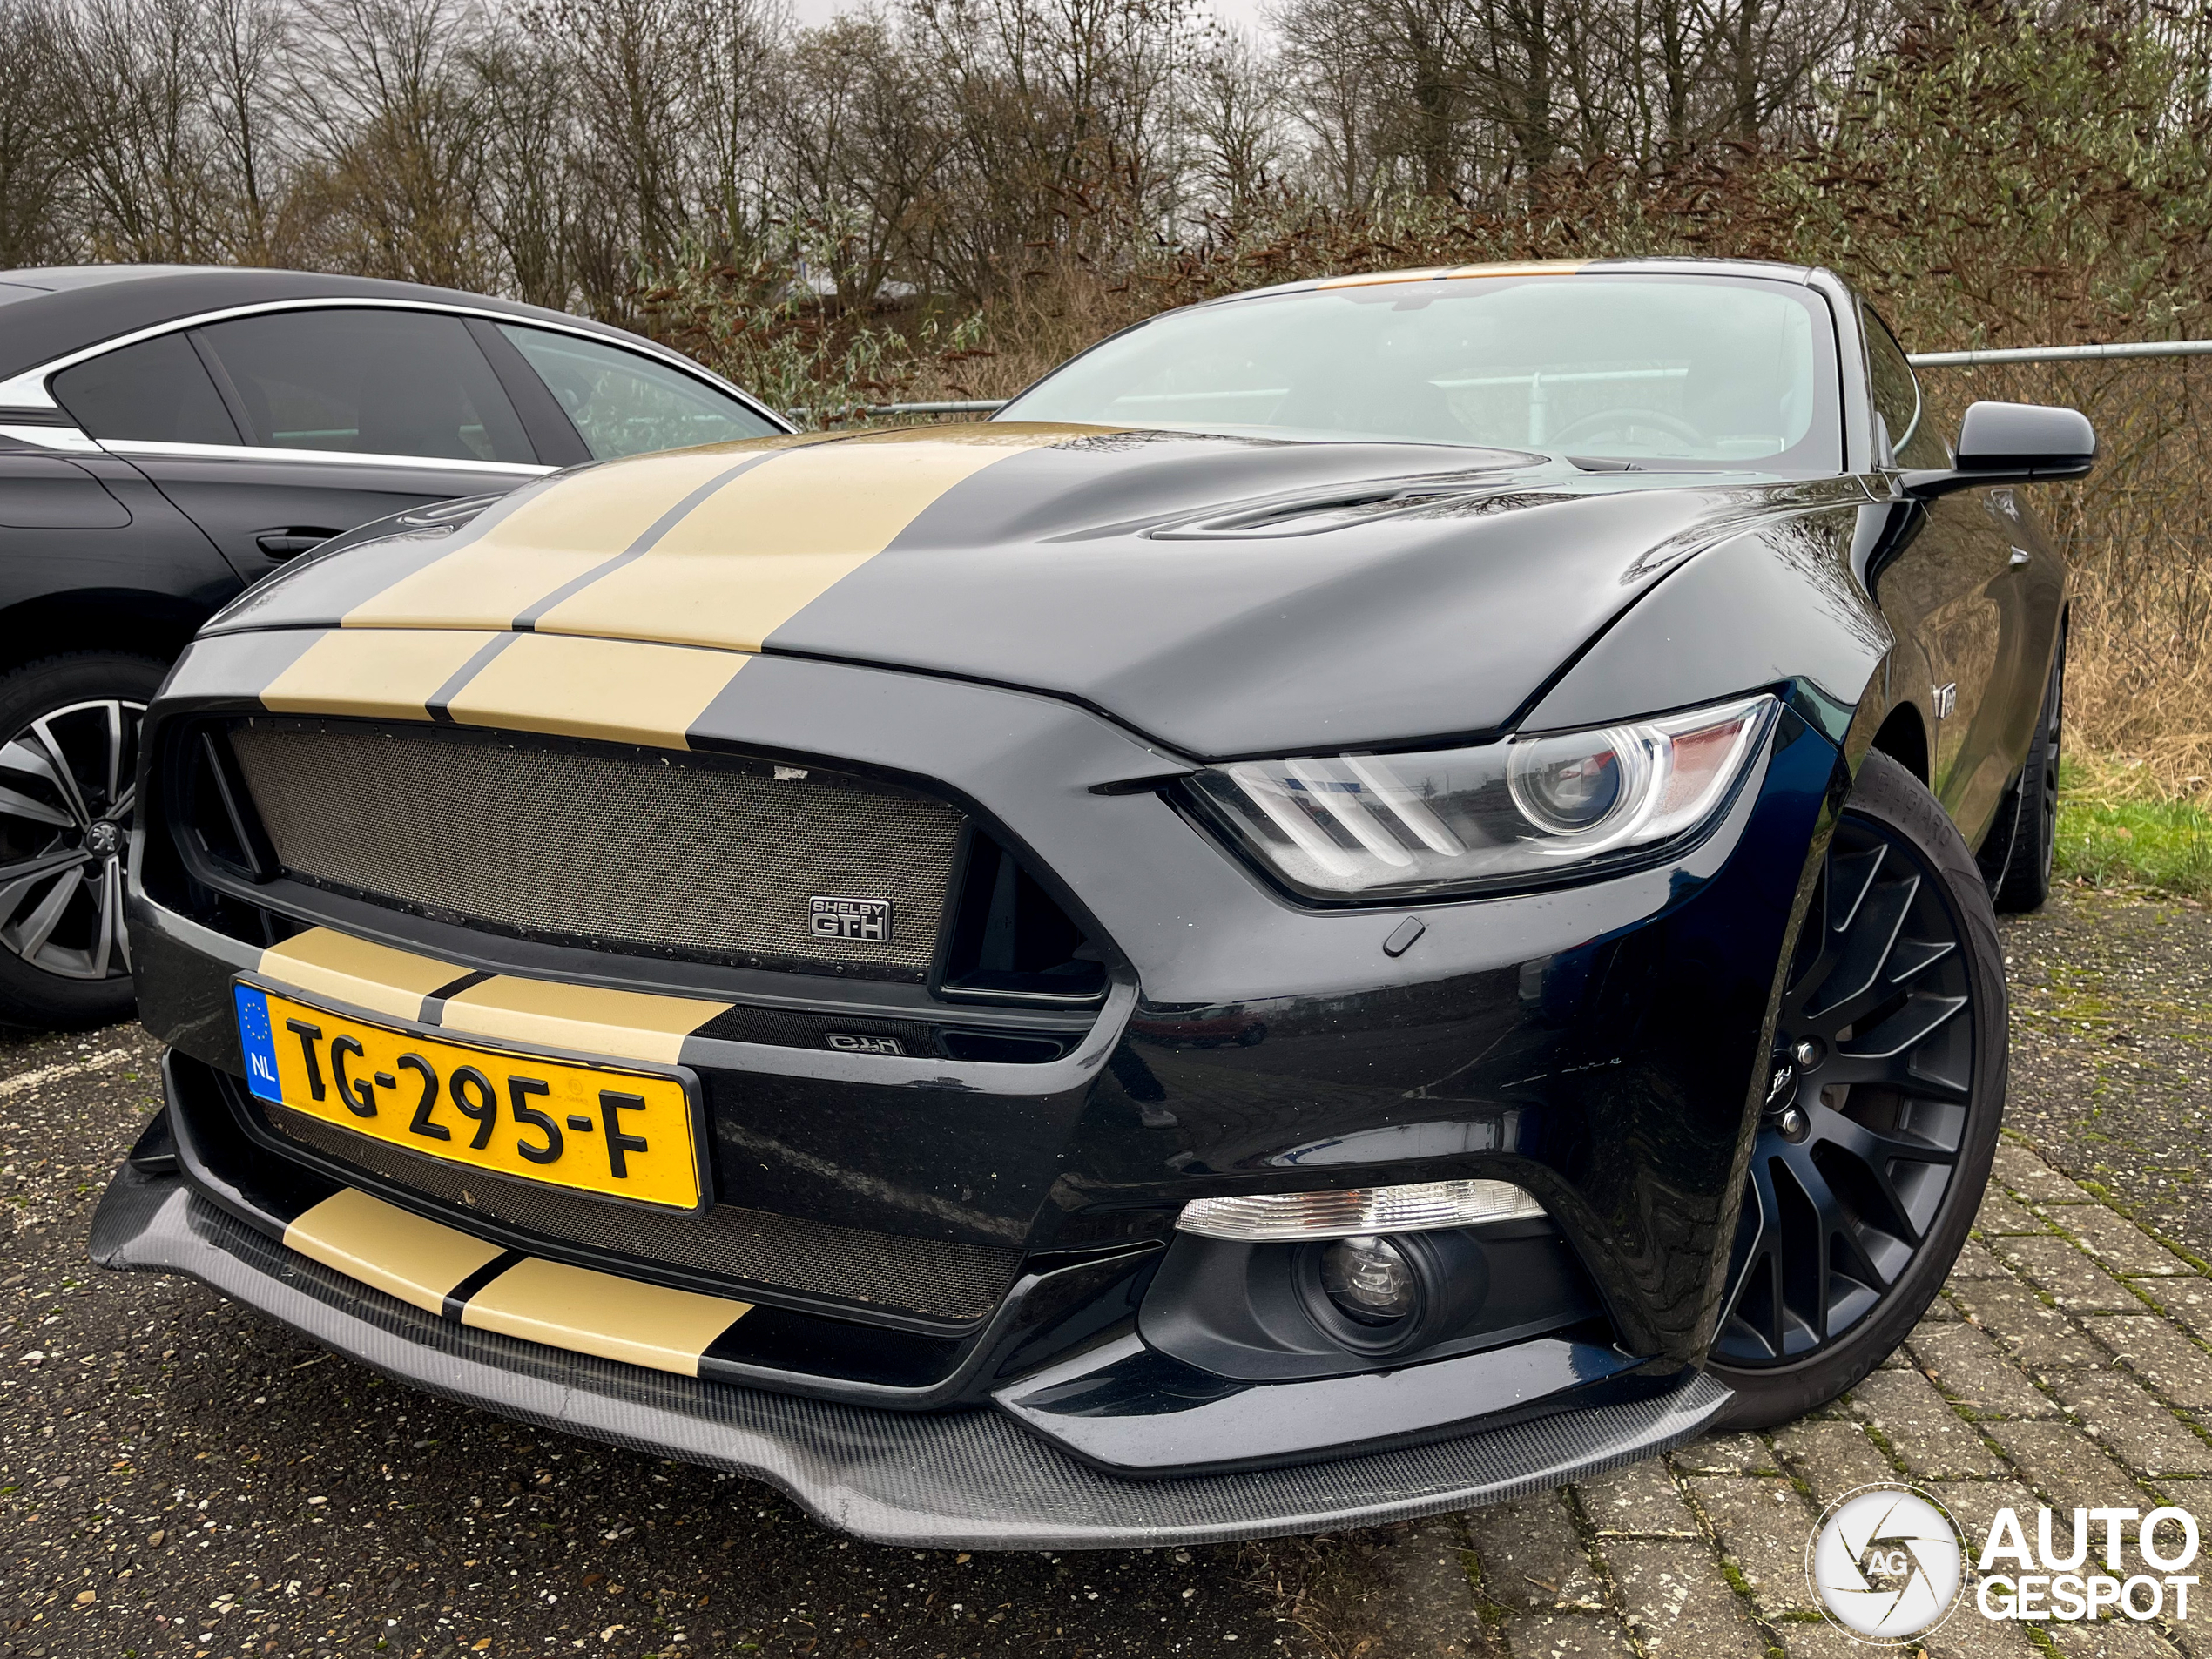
268, 1106, 1020, 1324
229, 718, 964, 981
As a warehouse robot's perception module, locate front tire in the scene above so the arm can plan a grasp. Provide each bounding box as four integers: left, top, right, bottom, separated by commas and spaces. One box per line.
1710, 750, 2007, 1428
0, 652, 165, 1030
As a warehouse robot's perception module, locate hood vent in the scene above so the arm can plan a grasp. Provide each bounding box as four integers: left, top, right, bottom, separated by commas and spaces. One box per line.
1151, 474, 1557, 539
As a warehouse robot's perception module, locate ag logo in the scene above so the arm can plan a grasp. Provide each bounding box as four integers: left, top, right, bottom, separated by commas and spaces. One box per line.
1807, 1485, 1965, 1642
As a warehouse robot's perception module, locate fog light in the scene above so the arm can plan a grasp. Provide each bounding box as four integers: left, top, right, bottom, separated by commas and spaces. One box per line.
1320, 1235, 1418, 1323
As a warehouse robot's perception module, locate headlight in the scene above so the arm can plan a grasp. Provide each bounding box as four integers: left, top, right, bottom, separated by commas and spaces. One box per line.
1187, 693, 1777, 900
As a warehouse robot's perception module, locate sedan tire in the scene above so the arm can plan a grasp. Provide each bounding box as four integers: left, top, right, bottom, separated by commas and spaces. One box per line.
1710, 750, 2007, 1427
0, 652, 165, 1030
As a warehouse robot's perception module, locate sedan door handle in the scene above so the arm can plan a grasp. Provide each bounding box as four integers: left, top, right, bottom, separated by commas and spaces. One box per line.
2008, 547, 2032, 568
255, 528, 337, 557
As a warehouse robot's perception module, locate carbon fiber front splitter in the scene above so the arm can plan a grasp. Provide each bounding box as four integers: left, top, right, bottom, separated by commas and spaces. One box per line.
91, 1163, 1733, 1549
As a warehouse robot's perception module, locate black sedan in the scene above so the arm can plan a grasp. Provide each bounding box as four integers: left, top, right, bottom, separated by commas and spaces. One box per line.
0, 265, 786, 1027
96, 257, 2084, 1546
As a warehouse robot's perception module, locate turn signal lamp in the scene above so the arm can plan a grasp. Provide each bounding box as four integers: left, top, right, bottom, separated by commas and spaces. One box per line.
1174, 1178, 1547, 1242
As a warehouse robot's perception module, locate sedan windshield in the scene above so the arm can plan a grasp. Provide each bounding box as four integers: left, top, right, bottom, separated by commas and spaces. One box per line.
999, 273, 1840, 469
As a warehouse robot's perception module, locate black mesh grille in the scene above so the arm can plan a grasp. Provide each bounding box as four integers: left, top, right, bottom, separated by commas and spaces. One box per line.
228, 718, 964, 981
266, 1105, 1020, 1323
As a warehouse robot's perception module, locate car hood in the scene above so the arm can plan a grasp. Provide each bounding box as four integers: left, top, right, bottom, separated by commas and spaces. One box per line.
209, 423, 1860, 759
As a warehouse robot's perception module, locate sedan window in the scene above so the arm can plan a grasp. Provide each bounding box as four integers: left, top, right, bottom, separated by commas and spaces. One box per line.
1001, 273, 1841, 470
51, 334, 241, 445
193, 308, 536, 464
496, 324, 779, 458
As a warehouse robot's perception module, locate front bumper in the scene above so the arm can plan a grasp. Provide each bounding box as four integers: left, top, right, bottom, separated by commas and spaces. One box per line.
92, 1157, 1730, 1548
108, 629, 1846, 1543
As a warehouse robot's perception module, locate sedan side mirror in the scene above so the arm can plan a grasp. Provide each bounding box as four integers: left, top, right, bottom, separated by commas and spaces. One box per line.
1903, 400, 2096, 497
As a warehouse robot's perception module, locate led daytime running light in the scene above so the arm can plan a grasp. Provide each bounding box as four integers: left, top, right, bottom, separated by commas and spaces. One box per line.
1176, 1178, 1548, 1241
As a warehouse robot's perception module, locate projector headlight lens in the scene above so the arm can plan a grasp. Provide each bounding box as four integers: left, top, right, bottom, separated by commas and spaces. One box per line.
1186, 693, 1776, 900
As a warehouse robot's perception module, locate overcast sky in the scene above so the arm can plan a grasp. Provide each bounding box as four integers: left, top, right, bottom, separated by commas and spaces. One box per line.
781, 0, 1278, 38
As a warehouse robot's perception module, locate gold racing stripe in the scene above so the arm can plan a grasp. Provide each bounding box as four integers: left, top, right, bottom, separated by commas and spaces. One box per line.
283, 1187, 509, 1317
528, 426, 1079, 653
260, 629, 504, 723
334, 442, 819, 631
256, 928, 465, 1023
436, 976, 732, 1066
439, 632, 747, 750
460, 1257, 751, 1375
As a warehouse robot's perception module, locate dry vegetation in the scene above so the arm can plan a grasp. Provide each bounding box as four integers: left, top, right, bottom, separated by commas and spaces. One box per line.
0, 0, 2207, 792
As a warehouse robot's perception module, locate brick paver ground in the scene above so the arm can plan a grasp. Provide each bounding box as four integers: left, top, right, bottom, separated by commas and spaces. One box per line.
1353, 1133, 2212, 1659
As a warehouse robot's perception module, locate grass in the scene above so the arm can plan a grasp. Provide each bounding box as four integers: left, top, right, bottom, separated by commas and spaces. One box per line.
2054, 753, 2212, 902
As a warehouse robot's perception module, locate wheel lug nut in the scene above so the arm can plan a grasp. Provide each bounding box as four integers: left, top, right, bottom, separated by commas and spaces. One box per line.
1791, 1037, 1824, 1069
1776, 1105, 1811, 1143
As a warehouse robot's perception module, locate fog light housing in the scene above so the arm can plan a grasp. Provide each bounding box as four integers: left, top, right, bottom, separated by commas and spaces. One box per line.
1320, 1234, 1418, 1323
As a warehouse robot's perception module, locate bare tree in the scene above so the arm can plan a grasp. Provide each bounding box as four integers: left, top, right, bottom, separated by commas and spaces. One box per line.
198, 0, 293, 260
284, 0, 498, 287
0, 0, 73, 266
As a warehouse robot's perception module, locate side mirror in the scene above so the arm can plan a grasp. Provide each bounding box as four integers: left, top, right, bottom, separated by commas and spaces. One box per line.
1903, 400, 2095, 497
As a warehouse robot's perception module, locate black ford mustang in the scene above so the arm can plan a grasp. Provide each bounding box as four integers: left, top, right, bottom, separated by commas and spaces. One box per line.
92, 258, 2088, 1547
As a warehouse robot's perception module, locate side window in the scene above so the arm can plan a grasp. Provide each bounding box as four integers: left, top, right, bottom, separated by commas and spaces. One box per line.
50, 334, 240, 446
497, 324, 779, 458
1863, 307, 1946, 469
194, 309, 536, 464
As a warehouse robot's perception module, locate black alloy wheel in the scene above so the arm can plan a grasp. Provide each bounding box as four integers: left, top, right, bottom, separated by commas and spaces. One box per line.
0, 653, 166, 1029
1710, 751, 2006, 1427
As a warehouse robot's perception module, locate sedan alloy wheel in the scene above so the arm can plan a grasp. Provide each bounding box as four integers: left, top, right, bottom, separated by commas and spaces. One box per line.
0, 698, 142, 981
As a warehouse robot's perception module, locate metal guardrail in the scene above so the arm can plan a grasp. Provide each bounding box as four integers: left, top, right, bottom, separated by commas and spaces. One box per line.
786, 399, 1008, 419
1907, 341, 2212, 368
799, 344, 2212, 421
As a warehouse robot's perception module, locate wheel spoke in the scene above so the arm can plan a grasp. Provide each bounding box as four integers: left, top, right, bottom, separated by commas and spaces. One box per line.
1840, 991, 1969, 1061
1811, 1111, 1950, 1248
88, 857, 123, 978
1821, 1109, 1962, 1170
0, 783, 73, 831
1804, 873, 1915, 1026
0, 849, 91, 925
25, 718, 91, 826
112, 860, 132, 973
10, 861, 80, 958
1716, 1155, 1789, 1362
0, 734, 66, 794
1826, 842, 1886, 935
104, 702, 124, 805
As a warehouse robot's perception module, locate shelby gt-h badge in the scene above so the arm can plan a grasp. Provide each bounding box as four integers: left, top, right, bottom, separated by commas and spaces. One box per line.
93, 259, 2091, 1548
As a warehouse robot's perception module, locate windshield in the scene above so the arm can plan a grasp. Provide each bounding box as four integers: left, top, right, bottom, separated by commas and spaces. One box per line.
999, 273, 1840, 469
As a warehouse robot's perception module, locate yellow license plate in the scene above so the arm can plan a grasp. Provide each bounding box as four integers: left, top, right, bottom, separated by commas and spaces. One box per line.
234, 981, 704, 1211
